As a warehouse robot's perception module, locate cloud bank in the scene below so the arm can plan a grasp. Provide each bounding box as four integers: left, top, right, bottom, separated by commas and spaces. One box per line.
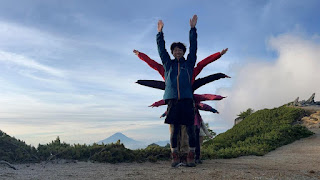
216, 33, 320, 127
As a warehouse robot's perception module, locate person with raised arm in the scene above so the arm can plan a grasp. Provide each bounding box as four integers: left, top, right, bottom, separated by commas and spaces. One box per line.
156, 15, 198, 167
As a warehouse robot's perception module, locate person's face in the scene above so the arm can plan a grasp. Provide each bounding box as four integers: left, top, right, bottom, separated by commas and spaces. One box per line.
172, 47, 185, 60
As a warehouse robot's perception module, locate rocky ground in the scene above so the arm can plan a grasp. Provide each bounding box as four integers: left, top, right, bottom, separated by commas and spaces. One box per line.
1, 111, 320, 180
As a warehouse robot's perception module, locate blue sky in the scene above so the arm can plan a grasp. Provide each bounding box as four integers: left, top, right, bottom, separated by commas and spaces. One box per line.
0, 0, 319, 146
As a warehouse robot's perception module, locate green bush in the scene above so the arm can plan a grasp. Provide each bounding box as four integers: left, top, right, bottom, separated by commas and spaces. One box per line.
202, 106, 313, 159
0, 130, 38, 163
237, 108, 254, 120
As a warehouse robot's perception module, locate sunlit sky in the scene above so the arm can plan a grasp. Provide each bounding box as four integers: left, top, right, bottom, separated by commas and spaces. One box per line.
0, 0, 320, 146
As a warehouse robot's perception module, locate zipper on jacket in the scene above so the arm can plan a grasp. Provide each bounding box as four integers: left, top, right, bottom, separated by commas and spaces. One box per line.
177, 60, 180, 100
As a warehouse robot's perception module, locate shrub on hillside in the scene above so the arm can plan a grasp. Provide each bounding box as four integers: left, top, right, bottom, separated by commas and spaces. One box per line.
237, 108, 254, 120
36, 137, 170, 163
202, 106, 313, 159
0, 130, 38, 163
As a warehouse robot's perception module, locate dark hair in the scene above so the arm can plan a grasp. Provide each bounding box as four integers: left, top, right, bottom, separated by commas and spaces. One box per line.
170, 42, 186, 54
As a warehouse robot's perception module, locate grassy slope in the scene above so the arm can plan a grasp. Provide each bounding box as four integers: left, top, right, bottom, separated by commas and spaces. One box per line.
202, 106, 314, 158
0, 130, 38, 163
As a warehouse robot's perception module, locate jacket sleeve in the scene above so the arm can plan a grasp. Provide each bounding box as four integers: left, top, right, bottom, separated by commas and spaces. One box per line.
192, 73, 230, 91
197, 103, 218, 113
157, 32, 171, 67
150, 99, 165, 107
160, 111, 167, 118
194, 94, 225, 103
187, 27, 197, 68
138, 52, 165, 79
192, 52, 221, 83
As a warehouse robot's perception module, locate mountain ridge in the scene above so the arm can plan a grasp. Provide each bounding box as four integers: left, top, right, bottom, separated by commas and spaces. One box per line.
97, 132, 145, 149
97, 132, 169, 149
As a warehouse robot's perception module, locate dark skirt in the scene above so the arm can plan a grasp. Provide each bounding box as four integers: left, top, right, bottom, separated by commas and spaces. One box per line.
165, 98, 195, 126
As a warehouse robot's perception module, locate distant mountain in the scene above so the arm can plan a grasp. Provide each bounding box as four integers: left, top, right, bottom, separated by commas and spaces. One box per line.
97, 132, 147, 150
153, 140, 170, 147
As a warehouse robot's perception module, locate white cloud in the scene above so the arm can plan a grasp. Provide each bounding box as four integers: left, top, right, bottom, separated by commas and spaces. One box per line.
216, 33, 320, 127
0, 21, 70, 59
0, 50, 64, 77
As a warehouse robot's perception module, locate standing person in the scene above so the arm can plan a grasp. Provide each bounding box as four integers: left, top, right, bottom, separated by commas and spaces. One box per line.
157, 15, 198, 167
133, 48, 228, 165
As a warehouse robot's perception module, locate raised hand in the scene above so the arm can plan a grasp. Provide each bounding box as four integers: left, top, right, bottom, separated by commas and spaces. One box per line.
221, 48, 228, 56
190, 14, 198, 28
133, 49, 140, 56
158, 20, 164, 32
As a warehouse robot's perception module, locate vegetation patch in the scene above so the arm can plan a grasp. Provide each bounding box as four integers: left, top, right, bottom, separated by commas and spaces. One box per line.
0, 131, 38, 163
0, 106, 314, 164
202, 106, 313, 158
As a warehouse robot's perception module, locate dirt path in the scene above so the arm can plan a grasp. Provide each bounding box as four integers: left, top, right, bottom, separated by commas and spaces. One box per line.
1, 128, 319, 180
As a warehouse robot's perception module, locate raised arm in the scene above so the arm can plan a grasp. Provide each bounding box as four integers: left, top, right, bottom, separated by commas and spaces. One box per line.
193, 94, 226, 103
187, 15, 198, 67
133, 50, 165, 79
160, 111, 167, 118
192, 48, 228, 83
149, 99, 165, 107
197, 103, 219, 114
158, 20, 163, 32
156, 20, 171, 66
192, 73, 230, 91
136, 80, 165, 90
190, 14, 198, 28
192, 52, 221, 83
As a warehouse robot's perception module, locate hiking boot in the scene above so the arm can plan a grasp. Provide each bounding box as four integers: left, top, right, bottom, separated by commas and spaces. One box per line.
195, 158, 202, 164
186, 151, 196, 167
195, 155, 202, 164
180, 153, 187, 164
171, 152, 180, 167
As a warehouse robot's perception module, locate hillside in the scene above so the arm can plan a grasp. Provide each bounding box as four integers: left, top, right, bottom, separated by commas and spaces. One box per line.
0, 130, 38, 163
202, 106, 313, 158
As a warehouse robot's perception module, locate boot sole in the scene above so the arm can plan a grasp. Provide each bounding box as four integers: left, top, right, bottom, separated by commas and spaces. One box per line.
186, 163, 196, 167
171, 162, 184, 168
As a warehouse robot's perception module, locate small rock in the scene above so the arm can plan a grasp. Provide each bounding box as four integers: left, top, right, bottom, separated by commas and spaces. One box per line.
309, 170, 315, 173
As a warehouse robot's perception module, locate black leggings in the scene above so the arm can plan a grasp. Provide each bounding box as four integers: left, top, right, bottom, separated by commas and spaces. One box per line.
170, 124, 196, 149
